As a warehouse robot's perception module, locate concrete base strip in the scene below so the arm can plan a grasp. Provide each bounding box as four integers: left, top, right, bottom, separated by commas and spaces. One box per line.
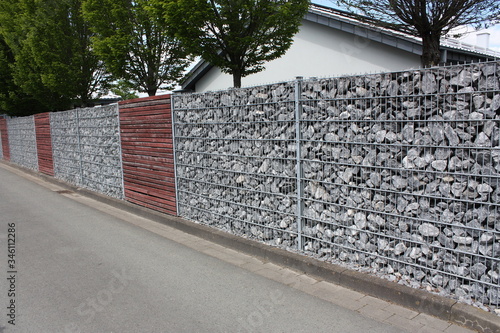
1, 160, 499, 333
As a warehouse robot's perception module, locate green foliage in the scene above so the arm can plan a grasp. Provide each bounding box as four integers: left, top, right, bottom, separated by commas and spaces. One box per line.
154, 0, 310, 88
336, 0, 500, 66
82, 0, 191, 96
110, 80, 139, 100
0, 0, 110, 114
0, 35, 49, 116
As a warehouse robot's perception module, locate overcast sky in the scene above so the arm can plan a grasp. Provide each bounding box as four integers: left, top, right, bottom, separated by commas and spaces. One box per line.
312, 0, 500, 53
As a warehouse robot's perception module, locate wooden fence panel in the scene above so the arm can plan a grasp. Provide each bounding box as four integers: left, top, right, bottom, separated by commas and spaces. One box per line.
119, 95, 176, 215
0, 117, 10, 161
34, 113, 54, 176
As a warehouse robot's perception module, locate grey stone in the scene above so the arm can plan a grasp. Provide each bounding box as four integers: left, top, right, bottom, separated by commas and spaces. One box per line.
354, 212, 367, 229
402, 124, 414, 142
407, 108, 421, 119
479, 76, 500, 90
452, 235, 473, 245
339, 168, 354, 184
470, 263, 488, 279
419, 223, 440, 237
431, 160, 447, 171
444, 124, 460, 146
431, 275, 446, 287
421, 73, 437, 94
473, 95, 485, 109
479, 233, 494, 244
392, 176, 408, 190
491, 94, 500, 111
474, 132, 491, 147
477, 183, 493, 195
394, 242, 407, 255
487, 288, 500, 305
429, 123, 445, 142
450, 69, 474, 86
375, 130, 386, 143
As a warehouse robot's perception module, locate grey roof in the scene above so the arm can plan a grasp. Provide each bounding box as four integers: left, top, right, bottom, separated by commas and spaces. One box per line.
181, 4, 499, 91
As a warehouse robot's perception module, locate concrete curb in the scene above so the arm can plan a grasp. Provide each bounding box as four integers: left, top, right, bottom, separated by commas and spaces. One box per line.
3, 161, 499, 333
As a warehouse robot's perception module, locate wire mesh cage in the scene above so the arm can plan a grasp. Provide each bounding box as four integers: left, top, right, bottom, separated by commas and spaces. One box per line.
173, 61, 500, 310
50, 105, 124, 198
7, 116, 38, 171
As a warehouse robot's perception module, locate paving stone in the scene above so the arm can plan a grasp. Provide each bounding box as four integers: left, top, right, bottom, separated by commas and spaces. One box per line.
385, 304, 419, 320
416, 326, 447, 333
358, 304, 394, 321
443, 324, 476, 333
359, 295, 392, 309
385, 314, 425, 332
412, 313, 451, 331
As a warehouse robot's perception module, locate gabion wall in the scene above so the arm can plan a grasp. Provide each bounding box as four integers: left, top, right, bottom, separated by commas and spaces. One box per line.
50, 110, 81, 186
7, 116, 38, 171
50, 105, 123, 198
0, 120, 3, 160
300, 63, 500, 310
174, 83, 300, 246
173, 61, 500, 311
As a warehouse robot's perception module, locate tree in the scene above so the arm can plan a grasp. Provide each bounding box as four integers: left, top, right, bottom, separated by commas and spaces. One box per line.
110, 80, 139, 100
154, 0, 310, 88
0, 34, 49, 116
82, 0, 191, 96
0, 0, 110, 112
336, 0, 500, 66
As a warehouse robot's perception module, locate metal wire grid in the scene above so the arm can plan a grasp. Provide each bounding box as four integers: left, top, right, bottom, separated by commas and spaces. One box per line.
50, 106, 124, 198
0, 121, 3, 160
50, 110, 82, 186
173, 83, 300, 248
77, 106, 123, 199
172, 61, 499, 309
299, 63, 500, 308
7, 116, 38, 171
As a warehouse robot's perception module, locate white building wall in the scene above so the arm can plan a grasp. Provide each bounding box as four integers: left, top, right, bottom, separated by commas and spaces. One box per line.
195, 20, 421, 92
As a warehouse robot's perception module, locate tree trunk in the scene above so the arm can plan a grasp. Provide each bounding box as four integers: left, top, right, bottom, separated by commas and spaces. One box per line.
421, 31, 441, 67
147, 87, 157, 96
232, 69, 242, 88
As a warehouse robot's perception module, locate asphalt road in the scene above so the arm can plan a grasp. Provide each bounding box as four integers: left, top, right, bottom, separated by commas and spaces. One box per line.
0, 165, 404, 333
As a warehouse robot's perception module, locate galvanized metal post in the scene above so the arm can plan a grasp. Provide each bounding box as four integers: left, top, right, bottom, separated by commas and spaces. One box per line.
49, 113, 55, 176
115, 104, 126, 200
170, 94, 181, 217
75, 108, 84, 186
294, 77, 304, 251
30, 115, 39, 172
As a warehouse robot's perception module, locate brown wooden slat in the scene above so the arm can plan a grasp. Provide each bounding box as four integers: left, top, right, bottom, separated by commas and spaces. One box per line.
119, 108, 171, 117
126, 197, 176, 215
119, 95, 177, 216
0, 118, 10, 161
34, 113, 54, 176
124, 179, 175, 194
124, 190, 176, 209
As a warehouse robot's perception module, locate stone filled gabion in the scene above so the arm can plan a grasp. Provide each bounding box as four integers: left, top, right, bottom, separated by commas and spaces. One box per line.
50, 105, 123, 199
7, 116, 38, 171
0, 119, 4, 160
173, 62, 500, 311
299, 63, 500, 309
174, 82, 300, 249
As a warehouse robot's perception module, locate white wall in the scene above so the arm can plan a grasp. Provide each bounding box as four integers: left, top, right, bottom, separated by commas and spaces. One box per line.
195, 20, 421, 92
